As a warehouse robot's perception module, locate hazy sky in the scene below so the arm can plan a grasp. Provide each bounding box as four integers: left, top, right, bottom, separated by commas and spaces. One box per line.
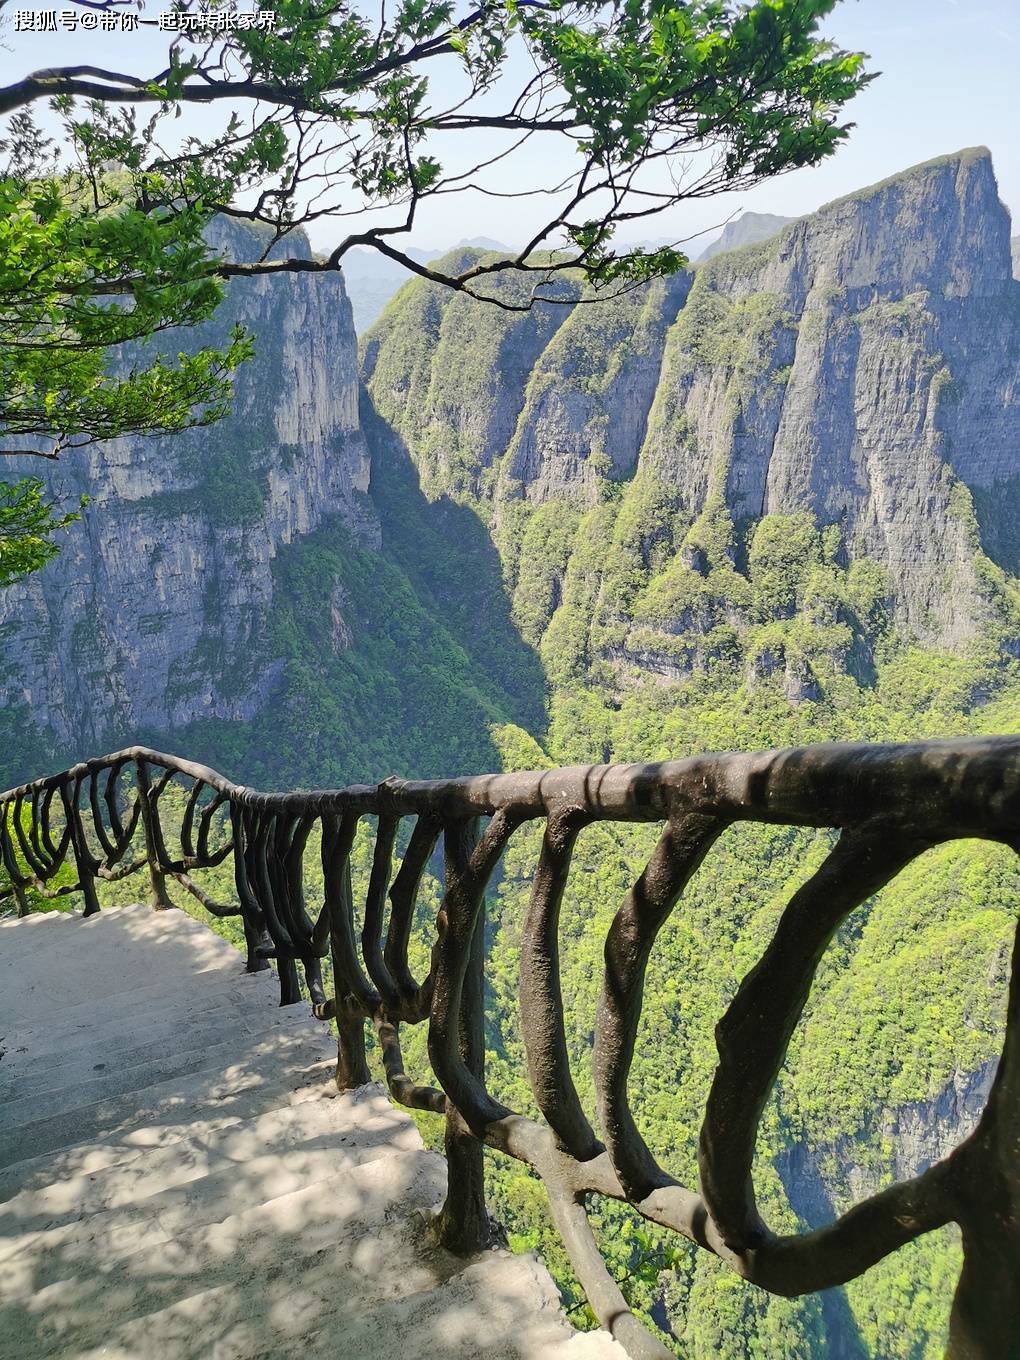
5, 0, 1018, 254
409, 0, 1020, 254
417, 0, 1019, 254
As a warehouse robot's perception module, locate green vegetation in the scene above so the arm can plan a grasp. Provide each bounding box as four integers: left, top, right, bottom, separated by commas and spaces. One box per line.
0, 113, 252, 583
0, 478, 84, 586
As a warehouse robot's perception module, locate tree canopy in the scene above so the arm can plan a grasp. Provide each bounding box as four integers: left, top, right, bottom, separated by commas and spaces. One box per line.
0, 0, 871, 583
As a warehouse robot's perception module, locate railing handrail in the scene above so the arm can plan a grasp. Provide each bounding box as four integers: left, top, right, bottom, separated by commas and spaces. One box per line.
4, 734, 1020, 828
2, 736, 1018, 1360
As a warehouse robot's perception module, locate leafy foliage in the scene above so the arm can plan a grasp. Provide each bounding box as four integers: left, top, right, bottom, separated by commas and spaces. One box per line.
3, 2, 870, 306
1, 0, 872, 576
0, 476, 84, 585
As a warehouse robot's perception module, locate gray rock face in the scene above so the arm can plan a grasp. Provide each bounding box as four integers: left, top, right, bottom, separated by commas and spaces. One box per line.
0, 219, 372, 757
642, 148, 1020, 647
500, 274, 691, 505
779, 1060, 997, 1229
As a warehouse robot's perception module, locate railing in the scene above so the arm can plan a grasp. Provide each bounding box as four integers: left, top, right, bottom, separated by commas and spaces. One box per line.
1, 738, 1018, 1358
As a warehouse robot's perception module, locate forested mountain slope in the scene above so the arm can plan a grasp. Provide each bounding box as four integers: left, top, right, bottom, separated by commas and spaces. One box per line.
2, 149, 1020, 1357
364, 148, 1020, 660
0, 222, 537, 787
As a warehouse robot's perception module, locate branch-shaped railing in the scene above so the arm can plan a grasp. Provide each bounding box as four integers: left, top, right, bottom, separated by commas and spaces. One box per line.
2, 739, 1018, 1358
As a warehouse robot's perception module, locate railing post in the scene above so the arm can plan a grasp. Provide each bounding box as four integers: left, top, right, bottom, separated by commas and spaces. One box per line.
229, 804, 271, 975
335, 997, 371, 1090
0, 806, 31, 917
276, 955, 301, 1006
432, 818, 497, 1254
12, 878, 30, 918
241, 915, 271, 974
136, 760, 175, 911
333, 857, 371, 1087
61, 783, 102, 917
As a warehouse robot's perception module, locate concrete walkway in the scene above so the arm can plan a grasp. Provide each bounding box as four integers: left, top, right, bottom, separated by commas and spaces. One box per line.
0, 907, 624, 1360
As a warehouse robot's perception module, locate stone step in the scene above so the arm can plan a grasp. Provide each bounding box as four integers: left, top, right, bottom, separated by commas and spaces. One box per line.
0, 1038, 336, 1174
1, 905, 627, 1359
0, 1062, 347, 1204
0, 1025, 333, 1137
0, 912, 248, 1018
0, 1087, 400, 1237
0, 904, 205, 948
1, 1135, 436, 1310
67, 1236, 626, 1360
1, 1001, 315, 1103
0, 1147, 447, 1359
0, 905, 233, 966
2, 968, 281, 1055
0, 952, 244, 1022
289, 1251, 631, 1360
0, 911, 78, 941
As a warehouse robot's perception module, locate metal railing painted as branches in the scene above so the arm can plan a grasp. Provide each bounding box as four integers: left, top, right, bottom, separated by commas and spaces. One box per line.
2, 738, 1018, 1359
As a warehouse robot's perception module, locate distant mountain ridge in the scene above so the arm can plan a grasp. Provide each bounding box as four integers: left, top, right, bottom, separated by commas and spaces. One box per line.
695, 209, 794, 260
339, 212, 797, 331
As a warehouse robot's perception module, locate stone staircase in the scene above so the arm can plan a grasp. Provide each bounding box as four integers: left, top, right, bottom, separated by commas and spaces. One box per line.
0, 907, 624, 1360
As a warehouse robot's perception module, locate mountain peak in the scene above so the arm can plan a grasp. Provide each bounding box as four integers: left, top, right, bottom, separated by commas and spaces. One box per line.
696, 212, 793, 262
818, 146, 994, 214
698, 146, 1011, 305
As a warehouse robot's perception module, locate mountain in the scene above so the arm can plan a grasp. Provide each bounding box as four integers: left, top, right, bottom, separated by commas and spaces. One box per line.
0, 217, 371, 772
695, 210, 794, 261
3, 148, 1020, 1357
1012, 234, 1020, 279
365, 149, 1020, 665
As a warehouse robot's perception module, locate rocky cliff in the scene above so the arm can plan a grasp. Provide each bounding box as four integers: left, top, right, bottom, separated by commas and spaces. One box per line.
364, 149, 1020, 663
0, 219, 374, 769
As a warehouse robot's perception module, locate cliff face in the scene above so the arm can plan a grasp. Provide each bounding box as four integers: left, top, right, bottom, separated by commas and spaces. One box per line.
497, 273, 691, 505
362, 255, 577, 503
0, 219, 373, 763
364, 149, 1020, 657
643, 149, 1018, 647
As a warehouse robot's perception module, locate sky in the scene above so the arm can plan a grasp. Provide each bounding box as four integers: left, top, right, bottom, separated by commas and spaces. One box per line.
408, 0, 1020, 254
4, 0, 1019, 256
